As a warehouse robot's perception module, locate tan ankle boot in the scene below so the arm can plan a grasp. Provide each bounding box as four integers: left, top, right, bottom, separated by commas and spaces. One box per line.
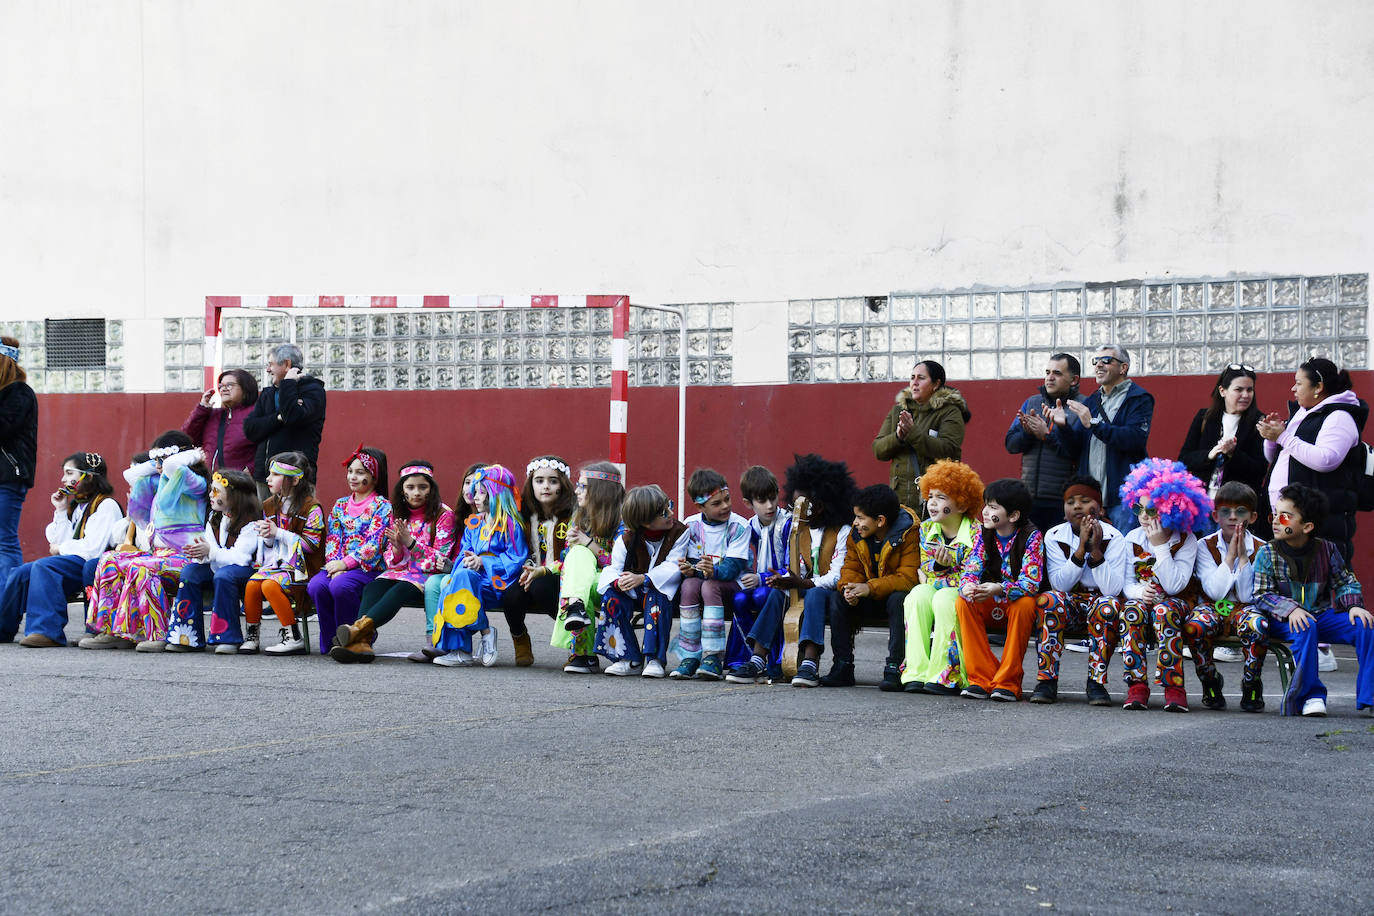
513, 631, 533, 666
329, 616, 377, 664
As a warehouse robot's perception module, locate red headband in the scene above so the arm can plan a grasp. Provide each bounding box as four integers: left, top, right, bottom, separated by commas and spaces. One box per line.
343, 445, 379, 480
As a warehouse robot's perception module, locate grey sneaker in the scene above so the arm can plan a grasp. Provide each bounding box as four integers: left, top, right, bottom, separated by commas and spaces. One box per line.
135, 639, 166, 653
78, 633, 133, 650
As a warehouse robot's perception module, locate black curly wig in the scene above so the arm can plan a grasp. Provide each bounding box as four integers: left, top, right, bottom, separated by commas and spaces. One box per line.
782, 454, 858, 530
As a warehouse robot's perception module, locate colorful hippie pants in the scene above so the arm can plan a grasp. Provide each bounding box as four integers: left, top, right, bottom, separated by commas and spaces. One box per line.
432, 568, 497, 654
1096, 597, 1190, 687
89, 548, 193, 641
955, 595, 1036, 697
169, 562, 254, 648
1185, 602, 1269, 684
550, 544, 599, 657
901, 583, 962, 686
595, 583, 673, 664
1037, 590, 1120, 681
676, 577, 736, 661
1271, 608, 1374, 716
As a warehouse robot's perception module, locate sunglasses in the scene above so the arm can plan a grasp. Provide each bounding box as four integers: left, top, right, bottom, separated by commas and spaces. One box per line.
660, 498, 675, 519
1271, 511, 1296, 526
1226, 363, 1256, 373
1132, 504, 1159, 518
1091, 356, 1123, 367
1216, 506, 1253, 520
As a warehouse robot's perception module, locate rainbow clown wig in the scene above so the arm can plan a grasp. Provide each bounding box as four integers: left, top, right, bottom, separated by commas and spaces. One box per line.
919, 459, 985, 517
472, 464, 527, 542
1118, 458, 1213, 534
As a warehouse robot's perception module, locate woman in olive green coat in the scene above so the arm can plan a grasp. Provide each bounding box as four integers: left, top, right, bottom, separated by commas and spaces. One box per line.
873, 360, 971, 509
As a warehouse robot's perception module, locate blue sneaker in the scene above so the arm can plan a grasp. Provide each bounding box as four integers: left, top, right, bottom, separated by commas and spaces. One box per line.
669, 658, 700, 679
696, 656, 724, 680
725, 659, 764, 684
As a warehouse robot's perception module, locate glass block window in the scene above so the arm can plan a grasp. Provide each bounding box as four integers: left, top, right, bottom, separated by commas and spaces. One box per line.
0, 319, 124, 393
216, 304, 729, 392
787, 274, 1369, 382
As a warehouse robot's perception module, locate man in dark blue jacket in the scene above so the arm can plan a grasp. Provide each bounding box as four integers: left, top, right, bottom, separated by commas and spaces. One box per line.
1005, 352, 1084, 531
243, 343, 327, 492
1050, 344, 1153, 532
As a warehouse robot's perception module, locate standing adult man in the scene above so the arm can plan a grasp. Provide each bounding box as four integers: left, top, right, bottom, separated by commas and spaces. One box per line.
243, 344, 327, 493
1005, 353, 1084, 531
1050, 345, 1153, 532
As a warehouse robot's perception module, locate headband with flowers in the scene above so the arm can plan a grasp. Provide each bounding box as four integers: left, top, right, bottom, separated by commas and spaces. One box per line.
582, 468, 622, 485
527, 457, 571, 478
148, 445, 185, 461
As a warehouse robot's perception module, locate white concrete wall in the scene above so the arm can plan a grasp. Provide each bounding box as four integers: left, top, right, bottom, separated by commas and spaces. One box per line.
2, 1, 1370, 319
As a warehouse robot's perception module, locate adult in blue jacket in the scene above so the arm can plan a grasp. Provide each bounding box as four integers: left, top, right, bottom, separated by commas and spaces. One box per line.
1005, 352, 1085, 531
1049, 344, 1154, 532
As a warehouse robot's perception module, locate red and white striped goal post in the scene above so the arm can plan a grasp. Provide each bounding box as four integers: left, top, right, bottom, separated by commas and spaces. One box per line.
205, 295, 632, 478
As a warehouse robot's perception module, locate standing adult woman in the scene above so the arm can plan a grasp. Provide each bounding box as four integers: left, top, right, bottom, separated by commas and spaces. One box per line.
1258, 357, 1366, 563
1178, 364, 1266, 500
0, 336, 38, 588
181, 369, 259, 473
872, 360, 970, 510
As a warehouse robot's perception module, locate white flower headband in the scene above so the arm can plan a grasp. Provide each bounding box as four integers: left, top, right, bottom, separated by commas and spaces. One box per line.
526, 457, 571, 477
148, 445, 185, 461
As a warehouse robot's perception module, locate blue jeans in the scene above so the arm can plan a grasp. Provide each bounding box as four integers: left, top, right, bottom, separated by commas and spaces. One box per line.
173, 562, 254, 647
0, 483, 29, 589
0, 554, 87, 643
798, 587, 841, 659
1272, 608, 1374, 715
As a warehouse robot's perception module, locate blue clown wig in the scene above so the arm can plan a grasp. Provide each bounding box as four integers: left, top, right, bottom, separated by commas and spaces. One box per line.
1118, 458, 1213, 534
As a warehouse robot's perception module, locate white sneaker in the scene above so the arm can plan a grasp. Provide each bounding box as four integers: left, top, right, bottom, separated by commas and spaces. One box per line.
642, 659, 666, 678
264, 625, 306, 655
604, 659, 640, 676
1317, 647, 1338, 672
480, 628, 499, 667
214, 643, 239, 655
1213, 646, 1244, 663
1065, 639, 1091, 653
434, 650, 473, 667
1301, 696, 1328, 717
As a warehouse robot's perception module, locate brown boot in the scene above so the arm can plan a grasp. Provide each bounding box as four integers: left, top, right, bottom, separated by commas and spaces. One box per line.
513, 631, 534, 666
329, 617, 377, 664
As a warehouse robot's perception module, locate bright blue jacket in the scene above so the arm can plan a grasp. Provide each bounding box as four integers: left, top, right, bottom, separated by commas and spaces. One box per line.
1068, 382, 1154, 507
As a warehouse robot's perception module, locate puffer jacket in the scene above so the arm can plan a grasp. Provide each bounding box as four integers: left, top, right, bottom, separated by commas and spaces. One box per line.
873, 386, 969, 508
0, 380, 38, 488
838, 506, 922, 600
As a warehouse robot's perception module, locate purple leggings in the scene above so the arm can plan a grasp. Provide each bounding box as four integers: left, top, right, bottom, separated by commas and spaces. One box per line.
307, 568, 380, 653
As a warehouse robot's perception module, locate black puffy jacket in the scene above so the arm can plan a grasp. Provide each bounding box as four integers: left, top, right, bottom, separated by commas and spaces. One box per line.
0, 381, 38, 488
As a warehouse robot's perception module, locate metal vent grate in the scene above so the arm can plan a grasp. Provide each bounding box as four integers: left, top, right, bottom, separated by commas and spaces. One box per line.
44, 318, 107, 370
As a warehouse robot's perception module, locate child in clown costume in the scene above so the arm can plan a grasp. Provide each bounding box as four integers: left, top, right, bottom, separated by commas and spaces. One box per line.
554, 461, 626, 674
1095, 458, 1211, 712
80, 431, 210, 651
431, 465, 528, 667
900, 459, 983, 694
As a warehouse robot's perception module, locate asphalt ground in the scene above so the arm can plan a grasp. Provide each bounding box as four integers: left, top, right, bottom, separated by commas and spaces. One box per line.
1, 609, 1371, 915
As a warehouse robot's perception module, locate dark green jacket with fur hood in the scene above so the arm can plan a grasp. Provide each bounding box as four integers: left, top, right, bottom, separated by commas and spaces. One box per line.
872, 385, 969, 508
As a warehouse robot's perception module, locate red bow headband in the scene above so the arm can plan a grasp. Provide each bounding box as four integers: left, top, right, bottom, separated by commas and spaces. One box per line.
343, 445, 379, 480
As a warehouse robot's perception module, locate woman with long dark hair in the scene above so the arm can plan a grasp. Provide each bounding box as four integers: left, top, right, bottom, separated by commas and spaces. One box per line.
1178, 364, 1266, 500
0, 335, 38, 589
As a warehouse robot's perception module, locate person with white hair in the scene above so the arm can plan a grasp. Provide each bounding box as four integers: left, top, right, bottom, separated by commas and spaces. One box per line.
243, 343, 327, 495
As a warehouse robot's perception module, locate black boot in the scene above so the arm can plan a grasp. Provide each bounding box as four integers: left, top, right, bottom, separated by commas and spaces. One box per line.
819, 660, 856, 687
1029, 678, 1058, 704
1200, 671, 1227, 710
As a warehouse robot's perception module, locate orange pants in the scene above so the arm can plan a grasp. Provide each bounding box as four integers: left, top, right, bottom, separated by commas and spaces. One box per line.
955, 595, 1036, 697
244, 579, 296, 626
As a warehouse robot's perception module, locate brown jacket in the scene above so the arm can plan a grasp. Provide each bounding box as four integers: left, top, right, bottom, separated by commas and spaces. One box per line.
839, 506, 922, 600
264, 494, 325, 579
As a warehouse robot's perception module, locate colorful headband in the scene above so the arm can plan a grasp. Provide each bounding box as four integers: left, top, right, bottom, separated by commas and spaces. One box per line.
212, 472, 230, 491
398, 464, 435, 480
269, 459, 305, 479
1063, 483, 1102, 505
342, 445, 379, 479
581, 468, 623, 485
527, 457, 571, 477
148, 445, 184, 460
693, 486, 728, 506
0, 343, 19, 362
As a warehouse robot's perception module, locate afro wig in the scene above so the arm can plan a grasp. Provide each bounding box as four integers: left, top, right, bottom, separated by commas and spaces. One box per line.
782, 454, 858, 530
919, 459, 984, 517
1118, 458, 1212, 534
